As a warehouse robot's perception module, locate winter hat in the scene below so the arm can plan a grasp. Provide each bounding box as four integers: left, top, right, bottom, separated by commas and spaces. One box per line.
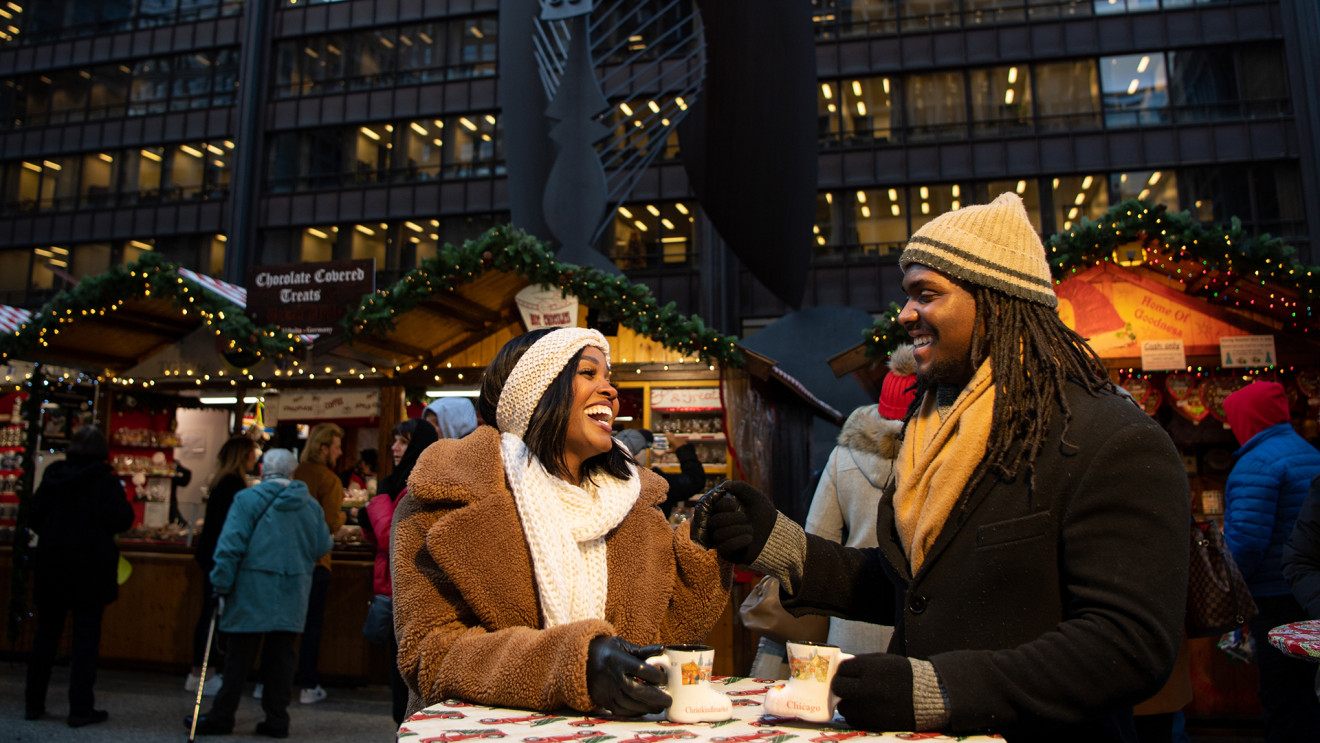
877, 343, 919, 420
614, 428, 653, 457
899, 192, 1057, 308
260, 448, 298, 480
496, 328, 611, 439
1223, 381, 1291, 446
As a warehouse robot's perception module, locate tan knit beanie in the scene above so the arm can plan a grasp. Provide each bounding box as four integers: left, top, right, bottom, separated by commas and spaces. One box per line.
899, 192, 1057, 308
496, 328, 611, 439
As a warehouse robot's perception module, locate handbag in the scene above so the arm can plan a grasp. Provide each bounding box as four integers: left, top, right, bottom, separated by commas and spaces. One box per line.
362, 594, 394, 644
1186, 520, 1258, 638
738, 576, 828, 645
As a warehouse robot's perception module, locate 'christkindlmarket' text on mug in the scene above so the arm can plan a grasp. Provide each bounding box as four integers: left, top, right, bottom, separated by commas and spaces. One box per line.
644, 644, 733, 723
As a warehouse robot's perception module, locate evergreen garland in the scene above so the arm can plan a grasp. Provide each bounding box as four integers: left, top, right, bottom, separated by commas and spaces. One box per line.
864, 200, 1318, 359
344, 225, 744, 367
0, 252, 305, 366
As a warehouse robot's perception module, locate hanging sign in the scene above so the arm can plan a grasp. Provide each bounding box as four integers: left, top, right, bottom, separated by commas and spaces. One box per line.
247, 259, 375, 335
1140, 339, 1186, 371
1219, 335, 1277, 368
515, 285, 580, 330
266, 390, 380, 423
651, 386, 722, 411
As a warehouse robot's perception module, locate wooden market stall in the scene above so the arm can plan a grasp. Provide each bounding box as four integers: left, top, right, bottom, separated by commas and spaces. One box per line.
2, 226, 758, 680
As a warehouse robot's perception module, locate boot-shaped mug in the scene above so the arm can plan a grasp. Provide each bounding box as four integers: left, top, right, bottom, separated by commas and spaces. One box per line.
763, 641, 855, 723
644, 644, 733, 723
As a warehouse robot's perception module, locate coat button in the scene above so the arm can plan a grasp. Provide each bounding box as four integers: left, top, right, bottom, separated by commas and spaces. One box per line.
909, 595, 928, 615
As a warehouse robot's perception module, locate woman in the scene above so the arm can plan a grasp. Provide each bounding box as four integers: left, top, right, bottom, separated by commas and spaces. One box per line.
192, 448, 335, 738
393, 327, 731, 717
25, 425, 135, 727
188, 435, 262, 693
362, 416, 441, 724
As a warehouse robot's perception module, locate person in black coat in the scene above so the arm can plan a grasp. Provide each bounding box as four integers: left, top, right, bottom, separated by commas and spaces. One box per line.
188, 435, 262, 691
364, 417, 441, 724
24, 425, 135, 728
1283, 475, 1320, 620
693, 194, 1189, 741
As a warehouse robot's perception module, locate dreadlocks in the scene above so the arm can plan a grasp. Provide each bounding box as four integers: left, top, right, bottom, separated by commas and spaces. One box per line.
900, 283, 1114, 495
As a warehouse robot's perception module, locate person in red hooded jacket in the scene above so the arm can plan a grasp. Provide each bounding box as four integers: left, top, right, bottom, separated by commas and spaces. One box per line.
1222, 380, 1320, 741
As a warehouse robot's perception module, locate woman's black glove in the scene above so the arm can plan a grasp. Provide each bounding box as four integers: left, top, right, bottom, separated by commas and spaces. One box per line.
690, 480, 779, 565
586, 636, 669, 717
832, 653, 917, 732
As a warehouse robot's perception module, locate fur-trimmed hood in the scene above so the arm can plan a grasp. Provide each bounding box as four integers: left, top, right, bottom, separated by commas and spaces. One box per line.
836, 404, 904, 461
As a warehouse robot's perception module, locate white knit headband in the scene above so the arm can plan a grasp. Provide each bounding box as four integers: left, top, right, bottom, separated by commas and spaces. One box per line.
496, 328, 611, 439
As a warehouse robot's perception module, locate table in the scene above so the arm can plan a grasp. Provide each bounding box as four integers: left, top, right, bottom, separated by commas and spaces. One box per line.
398, 676, 1001, 742
1268, 619, 1320, 661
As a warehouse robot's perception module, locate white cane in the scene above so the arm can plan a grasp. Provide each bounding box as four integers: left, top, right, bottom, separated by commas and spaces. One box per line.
189, 603, 219, 742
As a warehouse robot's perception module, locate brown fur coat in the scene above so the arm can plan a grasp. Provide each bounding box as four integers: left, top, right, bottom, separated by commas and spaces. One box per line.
392, 426, 731, 715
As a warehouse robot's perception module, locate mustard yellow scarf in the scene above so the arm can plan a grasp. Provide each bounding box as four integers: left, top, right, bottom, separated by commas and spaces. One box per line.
894, 359, 995, 572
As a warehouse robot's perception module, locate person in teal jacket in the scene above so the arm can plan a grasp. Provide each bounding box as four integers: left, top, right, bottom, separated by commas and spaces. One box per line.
190, 448, 335, 738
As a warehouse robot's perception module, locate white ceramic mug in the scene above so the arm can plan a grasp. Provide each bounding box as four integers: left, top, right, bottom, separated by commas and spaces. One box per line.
762, 641, 855, 723
644, 644, 733, 723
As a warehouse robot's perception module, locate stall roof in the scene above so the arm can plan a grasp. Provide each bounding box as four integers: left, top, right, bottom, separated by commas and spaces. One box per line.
737, 306, 875, 426
0, 253, 307, 376
318, 225, 743, 383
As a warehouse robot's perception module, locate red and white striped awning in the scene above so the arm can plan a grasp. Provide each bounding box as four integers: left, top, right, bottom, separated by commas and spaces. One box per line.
0, 304, 33, 335
177, 268, 317, 344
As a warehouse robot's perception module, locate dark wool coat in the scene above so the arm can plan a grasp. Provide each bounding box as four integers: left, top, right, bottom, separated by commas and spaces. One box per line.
1282, 476, 1320, 619
30, 458, 136, 607
393, 426, 732, 716
784, 385, 1190, 742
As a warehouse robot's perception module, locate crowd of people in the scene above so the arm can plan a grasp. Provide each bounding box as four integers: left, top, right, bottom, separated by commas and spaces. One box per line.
18, 193, 1320, 741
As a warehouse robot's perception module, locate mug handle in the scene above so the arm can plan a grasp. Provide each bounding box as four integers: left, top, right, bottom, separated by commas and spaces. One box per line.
645, 654, 671, 674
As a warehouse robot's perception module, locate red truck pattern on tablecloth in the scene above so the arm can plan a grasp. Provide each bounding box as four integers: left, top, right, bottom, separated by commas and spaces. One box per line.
397, 677, 1003, 743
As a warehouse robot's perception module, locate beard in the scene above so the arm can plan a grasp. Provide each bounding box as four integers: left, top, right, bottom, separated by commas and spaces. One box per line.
917, 353, 975, 388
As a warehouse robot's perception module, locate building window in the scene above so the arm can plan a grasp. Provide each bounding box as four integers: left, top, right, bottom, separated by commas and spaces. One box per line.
127, 146, 164, 204
608, 201, 695, 269
853, 188, 909, 257
904, 71, 966, 142
79, 152, 118, 209
1112, 170, 1177, 208
1053, 175, 1108, 232
908, 183, 964, 233
969, 64, 1031, 137
1033, 60, 1101, 133
273, 16, 498, 98
1100, 52, 1169, 128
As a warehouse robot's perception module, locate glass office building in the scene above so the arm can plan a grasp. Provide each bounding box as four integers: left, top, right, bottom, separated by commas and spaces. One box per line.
0, 0, 1314, 334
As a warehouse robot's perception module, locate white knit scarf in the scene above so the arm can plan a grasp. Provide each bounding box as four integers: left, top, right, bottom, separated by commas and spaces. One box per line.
501, 432, 640, 627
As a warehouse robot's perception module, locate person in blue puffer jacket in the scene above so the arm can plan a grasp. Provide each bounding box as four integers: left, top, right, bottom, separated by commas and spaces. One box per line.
1222, 380, 1320, 742
190, 448, 335, 739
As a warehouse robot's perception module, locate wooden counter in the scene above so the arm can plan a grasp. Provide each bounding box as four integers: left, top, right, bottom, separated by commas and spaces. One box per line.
2, 546, 743, 685
1, 545, 393, 685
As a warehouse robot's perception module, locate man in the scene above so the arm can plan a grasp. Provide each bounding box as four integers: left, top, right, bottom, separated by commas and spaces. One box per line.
1222, 381, 1320, 740
191, 449, 334, 738
291, 422, 345, 705
693, 193, 1189, 741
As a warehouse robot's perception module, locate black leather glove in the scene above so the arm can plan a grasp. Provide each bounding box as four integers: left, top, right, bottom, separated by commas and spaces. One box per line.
832, 653, 917, 732
586, 636, 670, 717
693, 480, 778, 565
